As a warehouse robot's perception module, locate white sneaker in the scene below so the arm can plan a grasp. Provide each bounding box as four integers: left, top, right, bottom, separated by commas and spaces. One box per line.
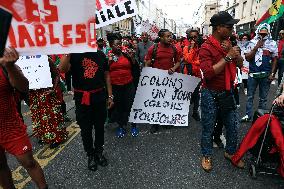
244, 88, 247, 95
241, 115, 250, 122
271, 81, 276, 85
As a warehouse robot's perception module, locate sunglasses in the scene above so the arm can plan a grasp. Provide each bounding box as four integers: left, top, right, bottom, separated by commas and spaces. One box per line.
259, 33, 268, 37
189, 36, 198, 39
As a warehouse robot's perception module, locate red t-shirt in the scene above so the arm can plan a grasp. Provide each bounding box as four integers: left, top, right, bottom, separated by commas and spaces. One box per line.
175, 43, 183, 58
145, 43, 180, 70
199, 39, 226, 91
0, 68, 27, 143
109, 55, 133, 85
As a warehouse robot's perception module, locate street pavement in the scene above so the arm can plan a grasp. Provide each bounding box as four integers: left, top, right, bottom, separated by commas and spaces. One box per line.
6, 84, 284, 189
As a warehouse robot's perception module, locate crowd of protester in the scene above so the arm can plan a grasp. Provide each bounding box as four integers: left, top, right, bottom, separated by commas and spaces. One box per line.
2, 11, 284, 188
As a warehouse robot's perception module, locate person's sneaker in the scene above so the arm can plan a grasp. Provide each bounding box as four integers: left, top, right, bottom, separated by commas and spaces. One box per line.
131, 127, 139, 137
244, 88, 247, 95
116, 127, 126, 138
87, 155, 98, 171
94, 152, 108, 167
241, 115, 251, 122
201, 156, 212, 172
150, 125, 159, 134
192, 112, 201, 121
224, 152, 245, 169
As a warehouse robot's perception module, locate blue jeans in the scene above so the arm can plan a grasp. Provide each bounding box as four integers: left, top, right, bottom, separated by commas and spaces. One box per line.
245, 76, 271, 118
201, 89, 240, 156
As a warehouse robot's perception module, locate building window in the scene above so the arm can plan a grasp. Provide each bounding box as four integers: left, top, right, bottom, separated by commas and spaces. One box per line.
227, 1, 229, 8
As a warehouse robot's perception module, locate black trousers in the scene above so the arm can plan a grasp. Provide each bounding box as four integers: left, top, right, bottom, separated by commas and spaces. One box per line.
112, 82, 135, 127
191, 81, 201, 112
243, 79, 248, 89
234, 86, 240, 105
65, 71, 72, 91
75, 100, 106, 156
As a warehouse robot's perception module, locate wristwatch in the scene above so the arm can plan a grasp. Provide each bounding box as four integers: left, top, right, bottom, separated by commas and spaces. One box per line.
224, 56, 233, 62
108, 95, 114, 100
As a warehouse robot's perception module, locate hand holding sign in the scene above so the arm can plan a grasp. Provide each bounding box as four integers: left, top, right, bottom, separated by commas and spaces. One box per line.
1, 0, 97, 56
0, 47, 19, 68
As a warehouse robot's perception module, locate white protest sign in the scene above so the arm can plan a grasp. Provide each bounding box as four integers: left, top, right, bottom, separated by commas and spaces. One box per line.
133, 15, 142, 28
96, 0, 138, 28
16, 55, 53, 90
241, 61, 249, 80
129, 67, 200, 126
1, 0, 97, 56
140, 20, 152, 32
137, 20, 159, 39
148, 24, 159, 39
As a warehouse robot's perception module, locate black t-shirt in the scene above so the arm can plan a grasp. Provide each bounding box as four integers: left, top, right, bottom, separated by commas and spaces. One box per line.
70, 50, 109, 103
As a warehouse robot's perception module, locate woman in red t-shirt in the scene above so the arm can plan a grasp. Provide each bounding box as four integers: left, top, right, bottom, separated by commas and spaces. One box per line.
107, 33, 138, 138
0, 48, 47, 189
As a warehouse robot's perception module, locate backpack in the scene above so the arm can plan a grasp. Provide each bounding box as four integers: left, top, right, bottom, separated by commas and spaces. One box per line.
151, 43, 178, 65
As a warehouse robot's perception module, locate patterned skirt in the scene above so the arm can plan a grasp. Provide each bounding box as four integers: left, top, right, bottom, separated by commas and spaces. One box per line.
29, 88, 68, 144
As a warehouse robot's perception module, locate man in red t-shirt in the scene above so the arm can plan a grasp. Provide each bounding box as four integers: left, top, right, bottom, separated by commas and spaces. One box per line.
199, 11, 244, 172
145, 29, 180, 74
144, 29, 181, 133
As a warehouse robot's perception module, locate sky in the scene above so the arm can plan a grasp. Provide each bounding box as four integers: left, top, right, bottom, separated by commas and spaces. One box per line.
151, 0, 204, 26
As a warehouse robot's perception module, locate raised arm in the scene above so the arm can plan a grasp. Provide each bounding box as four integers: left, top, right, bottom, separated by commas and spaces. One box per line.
0, 48, 29, 93
58, 54, 71, 73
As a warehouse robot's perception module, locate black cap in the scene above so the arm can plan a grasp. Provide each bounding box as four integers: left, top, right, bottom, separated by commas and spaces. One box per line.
210, 11, 239, 26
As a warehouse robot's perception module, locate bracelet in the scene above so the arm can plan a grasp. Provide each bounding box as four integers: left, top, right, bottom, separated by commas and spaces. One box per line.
224, 56, 232, 62
108, 95, 114, 100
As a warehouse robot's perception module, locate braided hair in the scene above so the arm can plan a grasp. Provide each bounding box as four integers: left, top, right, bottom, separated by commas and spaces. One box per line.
106, 32, 122, 46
